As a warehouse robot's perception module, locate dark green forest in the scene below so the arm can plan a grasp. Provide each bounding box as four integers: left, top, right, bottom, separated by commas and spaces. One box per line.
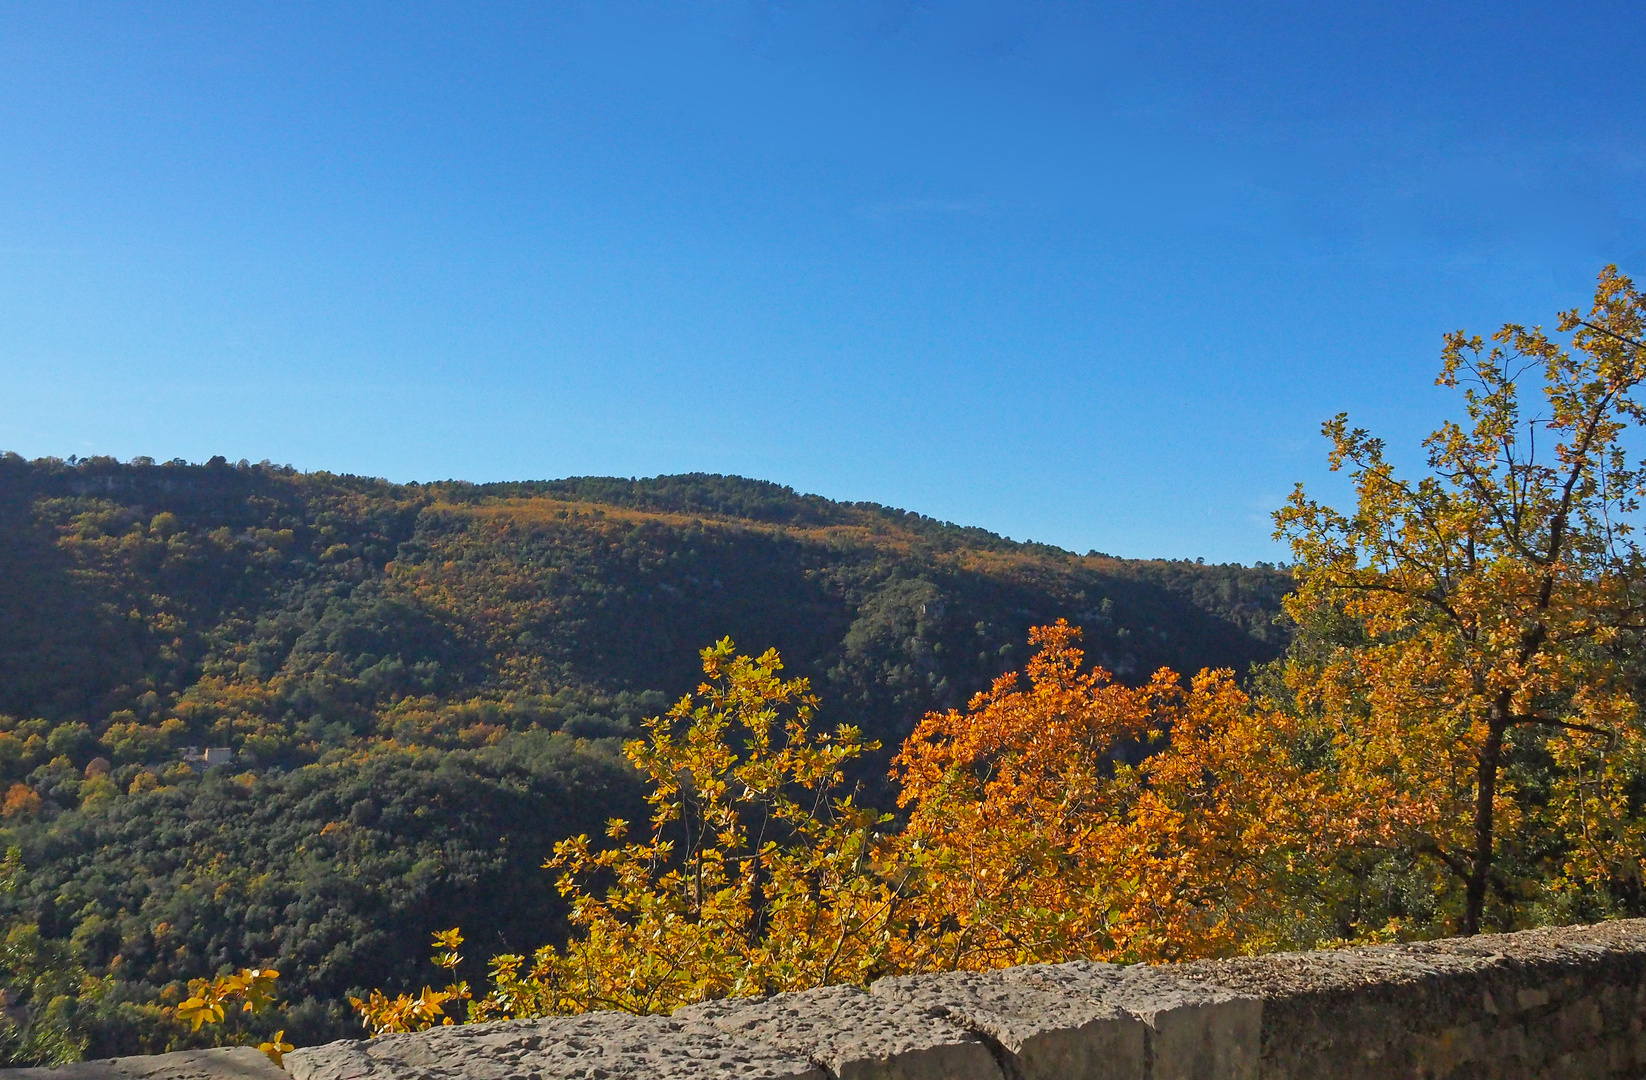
0, 454, 1290, 1058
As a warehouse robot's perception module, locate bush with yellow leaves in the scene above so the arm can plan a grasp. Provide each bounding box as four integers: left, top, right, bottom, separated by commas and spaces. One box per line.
360, 638, 905, 1026
350, 929, 471, 1035
174, 967, 290, 1064
356, 628, 1322, 1030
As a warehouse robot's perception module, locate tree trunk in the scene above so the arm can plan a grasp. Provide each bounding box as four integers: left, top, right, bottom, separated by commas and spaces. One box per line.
1464, 717, 1506, 935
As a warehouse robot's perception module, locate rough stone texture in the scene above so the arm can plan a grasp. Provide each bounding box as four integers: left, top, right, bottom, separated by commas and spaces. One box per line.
284, 1012, 824, 1080
0, 1048, 284, 1080
870, 969, 1146, 1080
1179, 918, 1646, 1079
14, 919, 1646, 1080
677, 984, 1004, 1080
1006, 960, 1261, 1080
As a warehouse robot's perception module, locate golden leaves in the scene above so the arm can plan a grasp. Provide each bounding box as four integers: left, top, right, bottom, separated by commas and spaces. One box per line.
1276, 265, 1646, 934
349, 986, 471, 1036
349, 929, 472, 1035
355, 626, 1340, 1027
174, 968, 280, 1031
1, 783, 42, 818
256, 1032, 294, 1066
356, 642, 899, 1025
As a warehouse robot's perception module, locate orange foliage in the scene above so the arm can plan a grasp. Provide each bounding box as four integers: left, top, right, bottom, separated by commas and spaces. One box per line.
893, 620, 1317, 966
360, 625, 1332, 1027
2, 783, 43, 818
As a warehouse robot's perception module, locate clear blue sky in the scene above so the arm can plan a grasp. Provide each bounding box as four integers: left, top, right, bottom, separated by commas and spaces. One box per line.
2, 2, 1642, 563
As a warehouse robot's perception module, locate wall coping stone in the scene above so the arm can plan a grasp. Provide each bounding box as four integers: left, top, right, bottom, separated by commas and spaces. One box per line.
5, 918, 1644, 1080
677, 983, 1003, 1080
869, 967, 1146, 1079
285, 1011, 823, 1080
0, 1048, 283, 1080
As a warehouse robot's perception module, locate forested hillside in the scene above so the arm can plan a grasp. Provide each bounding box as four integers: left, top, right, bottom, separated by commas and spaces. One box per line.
0, 454, 1289, 1053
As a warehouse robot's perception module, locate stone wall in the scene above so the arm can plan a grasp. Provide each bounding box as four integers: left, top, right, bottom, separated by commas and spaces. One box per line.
9, 919, 1646, 1080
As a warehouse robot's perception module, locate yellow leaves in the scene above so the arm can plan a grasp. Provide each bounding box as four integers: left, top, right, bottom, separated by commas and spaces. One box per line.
432, 927, 464, 971
350, 929, 474, 1034
392, 627, 1334, 1021
355, 638, 903, 1026
174, 968, 280, 1031
350, 986, 471, 1036
127, 770, 160, 795
173, 996, 224, 1031
257, 1032, 293, 1066
1275, 266, 1646, 935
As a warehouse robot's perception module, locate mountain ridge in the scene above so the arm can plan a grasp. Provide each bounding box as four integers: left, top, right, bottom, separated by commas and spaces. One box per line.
0, 452, 1292, 1052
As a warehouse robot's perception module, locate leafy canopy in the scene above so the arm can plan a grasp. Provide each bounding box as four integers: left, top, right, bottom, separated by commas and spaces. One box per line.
894, 620, 1315, 966
1275, 265, 1646, 935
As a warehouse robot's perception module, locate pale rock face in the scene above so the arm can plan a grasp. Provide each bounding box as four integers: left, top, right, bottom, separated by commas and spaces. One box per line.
677, 984, 1004, 1080
870, 969, 1147, 1080
284, 1012, 824, 1080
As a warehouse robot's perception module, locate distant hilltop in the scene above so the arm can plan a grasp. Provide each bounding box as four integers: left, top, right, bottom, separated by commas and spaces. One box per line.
0, 453, 1291, 1048
0, 453, 1291, 750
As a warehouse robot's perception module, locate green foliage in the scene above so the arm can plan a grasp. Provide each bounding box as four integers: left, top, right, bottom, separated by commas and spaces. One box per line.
0, 734, 641, 1052
0, 454, 1288, 1052
0, 846, 104, 1066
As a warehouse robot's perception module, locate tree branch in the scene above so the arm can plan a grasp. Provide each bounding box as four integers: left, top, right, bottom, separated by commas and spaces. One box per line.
1576, 320, 1646, 354
1510, 714, 1613, 739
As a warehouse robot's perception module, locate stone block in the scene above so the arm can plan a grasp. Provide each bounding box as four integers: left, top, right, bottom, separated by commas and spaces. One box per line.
1175, 947, 1476, 1080
1175, 928, 1646, 1080
1007, 960, 1261, 1080
677, 984, 1004, 1080
870, 969, 1146, 1080
285, 1012, 825, 1080
0, 1047, 285, 1080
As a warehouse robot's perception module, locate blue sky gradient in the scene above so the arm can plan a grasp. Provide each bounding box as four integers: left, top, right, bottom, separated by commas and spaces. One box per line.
2, 2, 1643, 561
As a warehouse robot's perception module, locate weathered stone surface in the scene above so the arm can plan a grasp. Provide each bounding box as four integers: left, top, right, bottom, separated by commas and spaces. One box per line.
870, 969, 1146, 1080
284, 1012, 824, 1080
1007, 960, 1261, 1080
25, 920, 1646, 1080
678, 985, 1004, 1080
0, 1047, 284, 1080
1179, 918, 1646, 1080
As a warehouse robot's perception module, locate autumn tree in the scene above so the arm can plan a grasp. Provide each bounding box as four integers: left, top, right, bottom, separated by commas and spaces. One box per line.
1276, 266, 1646, 936
359, 626, 1319, 1028
423, 639, 903, 1020
892, 620, 1318, 967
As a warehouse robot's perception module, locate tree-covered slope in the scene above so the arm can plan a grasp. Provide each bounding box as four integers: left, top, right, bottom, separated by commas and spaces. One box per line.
0, 454, 1290, 1052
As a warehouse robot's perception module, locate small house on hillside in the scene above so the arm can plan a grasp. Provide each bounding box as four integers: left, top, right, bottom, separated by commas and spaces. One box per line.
181, 746, 235, 772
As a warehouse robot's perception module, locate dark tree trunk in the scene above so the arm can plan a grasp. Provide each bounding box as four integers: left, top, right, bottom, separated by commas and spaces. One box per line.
1464, 716, 1506, 936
